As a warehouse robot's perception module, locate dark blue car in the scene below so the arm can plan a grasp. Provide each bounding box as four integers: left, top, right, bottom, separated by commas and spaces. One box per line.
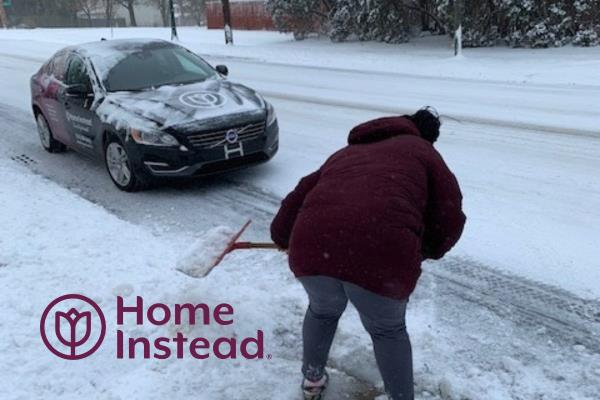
30, 39, 279, 191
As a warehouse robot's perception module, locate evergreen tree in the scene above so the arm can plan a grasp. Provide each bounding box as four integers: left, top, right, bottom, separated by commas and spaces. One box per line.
267, 0, 600, 47
573, 0, 600, 46
266, 0, 328, 40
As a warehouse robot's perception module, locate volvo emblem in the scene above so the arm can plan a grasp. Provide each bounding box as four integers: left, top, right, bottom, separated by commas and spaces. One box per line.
179, 91, 226, 109
225, 129, 239, 144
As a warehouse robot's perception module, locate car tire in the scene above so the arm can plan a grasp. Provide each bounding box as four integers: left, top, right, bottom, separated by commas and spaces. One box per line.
36, 112, 66, 153
104, 136, 149, 192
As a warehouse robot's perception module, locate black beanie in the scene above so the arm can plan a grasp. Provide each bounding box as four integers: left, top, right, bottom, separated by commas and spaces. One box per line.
407, 107, 441, 144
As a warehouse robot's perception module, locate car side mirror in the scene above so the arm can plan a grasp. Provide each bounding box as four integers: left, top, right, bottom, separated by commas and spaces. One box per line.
66, 84, 91, 98
215, 64, 229, 76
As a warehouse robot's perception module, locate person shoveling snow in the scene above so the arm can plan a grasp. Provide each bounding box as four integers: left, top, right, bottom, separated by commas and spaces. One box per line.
270, 107, 466, 400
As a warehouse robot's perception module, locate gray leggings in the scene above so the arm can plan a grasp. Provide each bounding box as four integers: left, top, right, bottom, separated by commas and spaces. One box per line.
299, 276, 414, 400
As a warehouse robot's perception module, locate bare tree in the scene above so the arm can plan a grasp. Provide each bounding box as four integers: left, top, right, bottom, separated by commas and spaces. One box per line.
105, 0, 115, 27
153, 0, 169, 26
77, 0, 101, 26
177, 0, 206, 26
117, 0, 137, 26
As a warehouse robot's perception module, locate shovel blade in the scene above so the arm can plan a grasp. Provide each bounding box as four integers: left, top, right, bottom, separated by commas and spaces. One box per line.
176, 220, 253, 279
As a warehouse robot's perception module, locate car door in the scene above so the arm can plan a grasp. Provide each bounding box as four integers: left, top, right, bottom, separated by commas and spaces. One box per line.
63, 54, 99, 154
38, 51, 73, 146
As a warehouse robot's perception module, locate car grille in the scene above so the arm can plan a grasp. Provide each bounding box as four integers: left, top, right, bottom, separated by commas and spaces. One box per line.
186, 120, 266, 149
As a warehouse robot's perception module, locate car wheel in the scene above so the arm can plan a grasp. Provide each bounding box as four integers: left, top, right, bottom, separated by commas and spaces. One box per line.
36, 112, 66, 153
104, 137, 149, 192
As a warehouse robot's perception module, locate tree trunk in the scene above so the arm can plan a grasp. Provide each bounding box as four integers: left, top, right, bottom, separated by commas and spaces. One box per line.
0, 3, 8, 29
159, 0, 168, 27
420, 0, 429, 31
127, 1, 137, 26
168, 0, 178, 40
106, 0, 114, 27
221, 0, 233, 44
454, 0, 463, 56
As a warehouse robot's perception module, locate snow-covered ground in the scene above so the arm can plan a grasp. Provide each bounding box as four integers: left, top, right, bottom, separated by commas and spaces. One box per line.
1, 159, 598, 400
0, 27, 599, 399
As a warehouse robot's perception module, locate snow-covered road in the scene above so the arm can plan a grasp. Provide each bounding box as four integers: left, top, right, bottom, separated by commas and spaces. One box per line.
3, 46, 600, 136
213, 56, 600, 137
1, 29, 600, 399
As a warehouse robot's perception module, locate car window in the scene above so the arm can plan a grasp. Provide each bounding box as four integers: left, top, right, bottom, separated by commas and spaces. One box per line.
174, 52, 211, 75
105, 46, 216, 92
66, 55, 91, 89
49, 52, 69, 82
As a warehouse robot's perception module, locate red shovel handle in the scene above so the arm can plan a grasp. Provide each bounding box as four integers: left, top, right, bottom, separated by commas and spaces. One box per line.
230, 242, 280, 250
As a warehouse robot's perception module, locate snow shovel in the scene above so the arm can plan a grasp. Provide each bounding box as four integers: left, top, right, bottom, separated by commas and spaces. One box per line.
176, 219, 280, 279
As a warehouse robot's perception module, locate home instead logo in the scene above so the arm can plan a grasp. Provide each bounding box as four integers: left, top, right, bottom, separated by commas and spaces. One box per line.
40, 294, 107, 360
40, 294, 266, 361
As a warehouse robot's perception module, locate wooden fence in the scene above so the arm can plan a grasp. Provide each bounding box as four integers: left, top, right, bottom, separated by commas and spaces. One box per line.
206, 1, 274, 30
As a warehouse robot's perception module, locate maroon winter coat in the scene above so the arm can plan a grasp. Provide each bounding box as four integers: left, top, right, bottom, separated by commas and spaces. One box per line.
271, 116, 466, 299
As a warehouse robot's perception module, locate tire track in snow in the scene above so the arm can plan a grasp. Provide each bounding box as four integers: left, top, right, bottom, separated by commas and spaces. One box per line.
429, 258, 600, 353
259, 89, 600, 139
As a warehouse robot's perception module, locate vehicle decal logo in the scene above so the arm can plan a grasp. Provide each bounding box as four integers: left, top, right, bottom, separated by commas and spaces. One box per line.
66, 111, 93, 127
179, 91, 226, 109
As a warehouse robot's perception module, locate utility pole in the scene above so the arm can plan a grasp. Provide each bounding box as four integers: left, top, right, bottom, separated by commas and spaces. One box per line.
221, 0, 233, 45
169, 0, 178, 40
453, 0, 463, 56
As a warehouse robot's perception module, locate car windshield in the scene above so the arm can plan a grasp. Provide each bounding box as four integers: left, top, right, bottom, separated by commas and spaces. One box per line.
104, 46, 217, 92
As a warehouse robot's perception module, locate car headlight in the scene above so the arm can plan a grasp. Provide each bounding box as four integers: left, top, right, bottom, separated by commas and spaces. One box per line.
129, 128, 179, 147
266, 102, 277, 127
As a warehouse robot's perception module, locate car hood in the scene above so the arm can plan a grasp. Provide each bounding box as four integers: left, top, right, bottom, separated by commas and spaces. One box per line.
97, 78, 267, 132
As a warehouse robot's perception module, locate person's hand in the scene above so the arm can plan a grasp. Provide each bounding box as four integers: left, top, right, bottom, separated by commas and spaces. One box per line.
276, 245, 289, 254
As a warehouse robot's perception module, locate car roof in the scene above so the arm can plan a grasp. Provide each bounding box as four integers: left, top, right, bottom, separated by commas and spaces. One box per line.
69, 38, 176, 58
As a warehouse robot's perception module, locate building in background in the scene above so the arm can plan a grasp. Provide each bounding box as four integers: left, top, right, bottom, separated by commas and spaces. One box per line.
206, 0, 273, 30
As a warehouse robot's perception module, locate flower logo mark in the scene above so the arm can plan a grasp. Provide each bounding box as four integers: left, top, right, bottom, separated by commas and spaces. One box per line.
55, 308, 92, 357
40, 294, 106, 360
179, 91, 226, 108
